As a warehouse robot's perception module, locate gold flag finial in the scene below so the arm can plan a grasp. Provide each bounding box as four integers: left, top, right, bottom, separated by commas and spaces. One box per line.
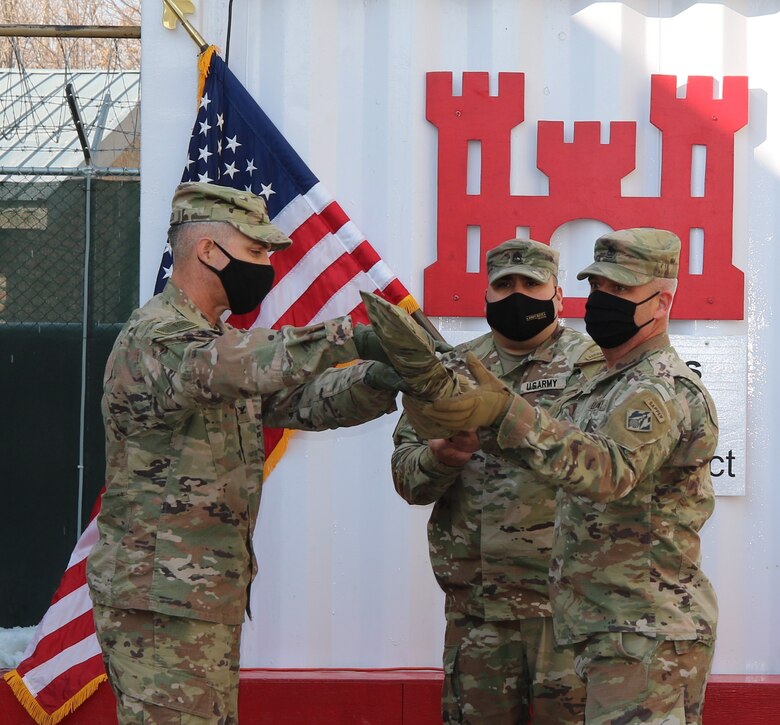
162, 0, 196, 32
162, 0, 208, 52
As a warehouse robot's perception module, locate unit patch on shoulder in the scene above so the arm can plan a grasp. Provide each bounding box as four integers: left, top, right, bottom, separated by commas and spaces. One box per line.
626, 409, 653, 432
155, 319, 199, 336
579, 346, 604, 363
644, 397, 666, 423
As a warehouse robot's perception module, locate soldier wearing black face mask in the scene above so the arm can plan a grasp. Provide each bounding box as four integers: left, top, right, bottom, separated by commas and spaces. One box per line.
89, 181, 409, 724
392, 238, 603, 725
402, 229, 720, 725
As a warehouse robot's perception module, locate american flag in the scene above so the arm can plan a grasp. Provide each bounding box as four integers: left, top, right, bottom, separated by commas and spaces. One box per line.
154, 47, 416, 328
4, 46, 417, 724
3, 499, 106, 724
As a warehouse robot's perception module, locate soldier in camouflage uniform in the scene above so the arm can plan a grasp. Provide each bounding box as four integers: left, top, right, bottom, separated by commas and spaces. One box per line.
405, 229, 718, 725
87, 182, 406, 724
392, 239, 604, 724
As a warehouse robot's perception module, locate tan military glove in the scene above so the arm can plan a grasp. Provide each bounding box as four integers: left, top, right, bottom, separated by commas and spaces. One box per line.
402, 352, 512, 437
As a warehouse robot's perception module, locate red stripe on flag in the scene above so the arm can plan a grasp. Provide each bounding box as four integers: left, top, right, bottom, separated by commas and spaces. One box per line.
16, 610, 97, 678
347, 299, 371, 325
381, 278, 410, 305
271, 205, 343, 281
50, 559, 87, 604
227, 308, 262, 330
33, 653, 106, 714
319, 201, 350, 232
273, 253, 363, 328
350, 240, 382, 274
263, 426, 285, 456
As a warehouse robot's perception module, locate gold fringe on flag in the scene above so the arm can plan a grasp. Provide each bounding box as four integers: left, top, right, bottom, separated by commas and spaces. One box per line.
3, 669, 107, 725
263, 428, 293, 479
197, 44, 219, 104
396, 294, 421, 315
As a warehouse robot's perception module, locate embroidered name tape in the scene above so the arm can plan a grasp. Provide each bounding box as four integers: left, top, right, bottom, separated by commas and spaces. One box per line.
520, 376, 566, 394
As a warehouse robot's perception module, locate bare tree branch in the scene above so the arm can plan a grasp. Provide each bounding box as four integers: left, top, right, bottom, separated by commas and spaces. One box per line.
0, 0, 141, 69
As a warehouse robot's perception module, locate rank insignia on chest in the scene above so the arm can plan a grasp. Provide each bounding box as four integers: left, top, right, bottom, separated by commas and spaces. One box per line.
626, 409, 653, 432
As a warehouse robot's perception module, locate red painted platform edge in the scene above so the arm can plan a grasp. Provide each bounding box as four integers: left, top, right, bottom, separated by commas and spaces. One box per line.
708, 673, 780, 684
2, 670, 780, 724
239, 667, 444, 682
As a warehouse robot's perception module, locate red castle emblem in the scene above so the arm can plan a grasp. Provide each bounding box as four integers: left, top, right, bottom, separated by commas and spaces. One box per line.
424, 72, 748, 319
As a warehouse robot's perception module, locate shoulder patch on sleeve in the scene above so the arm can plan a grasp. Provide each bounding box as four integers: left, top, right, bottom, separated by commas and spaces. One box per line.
154, 319, 199, 336
626, 408, 653, 432
576, 343, 605, 380
603, 387, 672, 451
578, 344, 605, 364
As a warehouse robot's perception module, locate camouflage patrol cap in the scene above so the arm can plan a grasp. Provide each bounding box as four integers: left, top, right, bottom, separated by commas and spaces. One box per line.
576, 228, 680, 285
486, 239, 559, 285
169, 181, 292, 250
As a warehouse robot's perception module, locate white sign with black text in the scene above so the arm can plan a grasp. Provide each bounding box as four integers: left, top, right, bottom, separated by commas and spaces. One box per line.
669, 335, 746, 496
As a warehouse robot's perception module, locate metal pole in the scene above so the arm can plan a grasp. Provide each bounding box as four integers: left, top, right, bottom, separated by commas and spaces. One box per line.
0, 25, 140, 39
65, 83, 92, 166
411, 309, 446, 344
76, 170, 93, 537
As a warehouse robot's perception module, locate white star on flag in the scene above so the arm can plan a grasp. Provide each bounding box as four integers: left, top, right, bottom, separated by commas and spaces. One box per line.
246, 158, 256, 173
259, 183, 275, 200
224, 161, 238, 179
199, 92, 211, 110
199, 118, 211, 136
225, 135, 241, 152
198, 146, 212, 162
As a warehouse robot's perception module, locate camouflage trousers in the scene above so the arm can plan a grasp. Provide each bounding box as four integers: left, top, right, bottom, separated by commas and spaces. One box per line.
573, 632, 714, 725
93, 604, 241, 725
441, 612, 586, 724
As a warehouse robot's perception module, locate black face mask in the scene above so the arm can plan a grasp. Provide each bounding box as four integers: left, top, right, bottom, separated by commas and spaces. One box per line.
202, 241, 275, 315
486, 291, 557, 342
584, 289, 659, 349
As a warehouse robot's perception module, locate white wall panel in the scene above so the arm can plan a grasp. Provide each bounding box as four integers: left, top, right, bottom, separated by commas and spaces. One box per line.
142, 1, 780, 674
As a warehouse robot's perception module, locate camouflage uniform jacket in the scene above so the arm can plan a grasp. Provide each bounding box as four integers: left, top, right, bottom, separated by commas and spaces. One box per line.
87, 284, 396, 625
495, 333, 718, 644
392, 326, 603, 620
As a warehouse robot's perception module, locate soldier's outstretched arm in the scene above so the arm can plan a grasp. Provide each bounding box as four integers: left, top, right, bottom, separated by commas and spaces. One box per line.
146, 316, 393, 408
494, 386, 682, 503
261, 361, 398, 431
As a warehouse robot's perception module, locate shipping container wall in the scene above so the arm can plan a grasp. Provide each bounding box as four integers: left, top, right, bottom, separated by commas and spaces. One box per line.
140, 1, 780, 674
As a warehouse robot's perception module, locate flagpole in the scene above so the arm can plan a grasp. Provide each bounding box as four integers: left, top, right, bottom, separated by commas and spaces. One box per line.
410, 309, 445, 343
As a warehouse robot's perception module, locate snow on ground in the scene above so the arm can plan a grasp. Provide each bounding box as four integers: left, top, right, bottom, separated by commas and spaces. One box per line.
0, 627, 35, 669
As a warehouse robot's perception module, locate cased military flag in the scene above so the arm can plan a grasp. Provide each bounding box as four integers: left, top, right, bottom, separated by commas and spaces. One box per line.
4, 45, 419, 724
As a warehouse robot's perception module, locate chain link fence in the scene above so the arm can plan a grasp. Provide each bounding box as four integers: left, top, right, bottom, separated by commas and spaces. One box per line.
0, 172, 139, 626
